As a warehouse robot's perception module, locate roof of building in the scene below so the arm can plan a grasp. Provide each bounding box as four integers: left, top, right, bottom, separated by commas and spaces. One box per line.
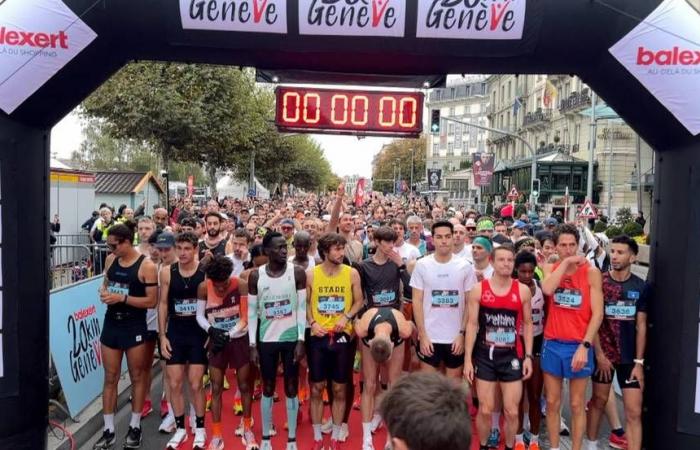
495, 151, 589, 171
95, 171, 164, 194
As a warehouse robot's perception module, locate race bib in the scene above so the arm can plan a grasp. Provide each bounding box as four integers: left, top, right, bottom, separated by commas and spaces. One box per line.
372, 290, 396, 306
604, 300, 636, 321
264, 299, 293, 320
431, 290, 459, 308
173, 298, 198, 317
532, 308, 543, 326
108, 281, 129, 296
484, 327, 516, 347
553, 288, 582, 309
208, 306, 240, 331
317, 296, 346, 315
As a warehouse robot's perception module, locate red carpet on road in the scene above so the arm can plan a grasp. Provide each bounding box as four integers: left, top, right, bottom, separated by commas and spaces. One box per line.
197, 370, 502, 449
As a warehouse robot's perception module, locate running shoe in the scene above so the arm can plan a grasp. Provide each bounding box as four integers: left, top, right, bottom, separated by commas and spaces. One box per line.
205, 391, 212, 411
189, 415, 196, 432
202, 373, 210, 387
487, 428, 500, 447
93, 429, 115, 449
330, 439, 343, 450
206, 437, 224, 450
242, 429, 260, 450
260, 440, 273, 450
123, 426, 142, 449
339, 423, 349, 442
362, 438, 375, 450
609, 432, 629, 449
158, 414, 176, 434
192, 428, 206, 450
514, 442, 526, 450
234, 418, 256, 437
321, 418, 333, 434
354, 351, 362, 372
323, 389, 330, 404
286, 441, 297, 450
311, 440, 324, 450
528, 442, 541, 450
165, 428, 188, 449
223, 376, 230, 391
298, 386, 308, 403
140, 399, 153, 418
160, 399, 169, 418
352, 398, 361, 410
370, 414, 382, 433
560, 418, 570, 436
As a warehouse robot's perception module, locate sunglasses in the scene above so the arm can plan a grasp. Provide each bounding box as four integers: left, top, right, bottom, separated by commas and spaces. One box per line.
106, 240, 122, 251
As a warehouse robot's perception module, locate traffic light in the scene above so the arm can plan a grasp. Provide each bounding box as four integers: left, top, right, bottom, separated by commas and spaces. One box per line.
430, 109, 440, 134
532, 178, 541, 199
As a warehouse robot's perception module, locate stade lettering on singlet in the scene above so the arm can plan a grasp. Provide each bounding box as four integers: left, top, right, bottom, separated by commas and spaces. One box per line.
49, 276, 127, 417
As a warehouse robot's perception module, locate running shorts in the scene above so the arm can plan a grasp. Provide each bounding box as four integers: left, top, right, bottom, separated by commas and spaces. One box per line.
541, 339, 594, 379
100, 316, 149, 350
165, 323, 208, 366
473, 345, 522, 383
208, 334, 250, 370
306, 333, 354, 384
592, 362, 641, 389
416, 341, 464, 370
259, 341, 298, 381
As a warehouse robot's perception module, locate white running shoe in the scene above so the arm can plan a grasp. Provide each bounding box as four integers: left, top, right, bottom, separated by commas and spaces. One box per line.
560, 417, 571, 436
370, 414, 383, 433
189, 415, 196, 431
206, 437, 224, 450
321, 418, 333, 434
260, 440, 273, 450
242, 429, 260, 450
286, 441, 297, 450
362, 438, 375, 450
339, 423, 349, 442
165, 428, 187, 449
193, 428, 206, 449
159, 414, 176, 434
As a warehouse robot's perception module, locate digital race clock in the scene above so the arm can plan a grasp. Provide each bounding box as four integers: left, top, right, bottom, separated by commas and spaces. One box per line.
274, 86, 424, 137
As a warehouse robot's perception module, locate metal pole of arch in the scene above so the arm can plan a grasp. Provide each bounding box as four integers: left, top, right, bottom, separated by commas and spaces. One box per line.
587, 92, 597, 202
443, 116, 537, 215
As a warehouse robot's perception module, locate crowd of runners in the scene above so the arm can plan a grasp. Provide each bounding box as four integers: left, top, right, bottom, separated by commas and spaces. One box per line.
92, 184, 648, 450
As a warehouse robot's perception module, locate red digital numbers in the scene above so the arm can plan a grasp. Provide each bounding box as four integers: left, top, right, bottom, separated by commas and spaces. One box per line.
275, 87, 423, 137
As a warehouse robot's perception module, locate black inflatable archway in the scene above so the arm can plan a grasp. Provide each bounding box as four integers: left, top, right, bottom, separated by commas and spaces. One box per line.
1, 1, 699, 448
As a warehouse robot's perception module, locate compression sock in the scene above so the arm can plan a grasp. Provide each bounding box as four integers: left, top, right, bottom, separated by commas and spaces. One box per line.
286, 396, 299, 439
261, 395, 273, 437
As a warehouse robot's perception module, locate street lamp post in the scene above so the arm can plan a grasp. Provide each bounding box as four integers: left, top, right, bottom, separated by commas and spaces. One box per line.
587, 92, 597, 202
442, 116, 538, 215
410, 146, 415, 194
397, 158, 401, 195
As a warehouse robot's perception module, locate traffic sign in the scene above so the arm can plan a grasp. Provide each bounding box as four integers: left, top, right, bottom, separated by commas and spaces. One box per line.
507, 186, 519, 200
579, 199, 597, 218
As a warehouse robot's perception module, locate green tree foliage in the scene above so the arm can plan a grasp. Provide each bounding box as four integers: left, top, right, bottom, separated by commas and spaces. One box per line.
622, 221, 644, 237
80, 62, 337, 193
593, 221, 608, 233
615, 206, 634, 226
605, 225, 623, 239
371, 136, 426, 193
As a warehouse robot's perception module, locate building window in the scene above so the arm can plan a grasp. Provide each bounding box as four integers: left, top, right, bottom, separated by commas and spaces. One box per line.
508, 81, 512, 100
432, 143, 439, 157
447, 143, 454, 156
449, 107, 455, 116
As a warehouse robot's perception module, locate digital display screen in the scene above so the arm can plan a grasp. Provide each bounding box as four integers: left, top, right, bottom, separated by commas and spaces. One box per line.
275, 86, 424, 137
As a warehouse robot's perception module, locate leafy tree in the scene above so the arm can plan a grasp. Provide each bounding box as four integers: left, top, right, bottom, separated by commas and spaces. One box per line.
622, 221, 644, 237
615, 206, 634, 226
605, 225, 623, 239
371, 136, 426, 193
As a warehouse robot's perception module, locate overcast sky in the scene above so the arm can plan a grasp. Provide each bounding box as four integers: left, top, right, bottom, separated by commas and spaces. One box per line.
50, 110, 391, 179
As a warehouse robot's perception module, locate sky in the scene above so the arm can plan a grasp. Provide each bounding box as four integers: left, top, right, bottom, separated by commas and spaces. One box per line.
50, 110, 390, 179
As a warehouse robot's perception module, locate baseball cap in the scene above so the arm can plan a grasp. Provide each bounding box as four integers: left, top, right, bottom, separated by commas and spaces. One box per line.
280, 218, 294, 227
477, 219, 494, 232
513, 220, 528, 230
465, 218, 477, 228
545, 217, 558, 226
155, 232, 175, 248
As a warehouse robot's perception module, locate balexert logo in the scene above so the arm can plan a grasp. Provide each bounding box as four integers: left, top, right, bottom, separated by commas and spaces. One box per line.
0, 27, 68, 48
637, 46, 700, 65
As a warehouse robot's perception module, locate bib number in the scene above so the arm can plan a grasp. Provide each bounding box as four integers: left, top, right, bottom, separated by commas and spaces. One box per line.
317, 296, 346, 315
532, 308, 543, 326
605, 300, 636, 321
173, 298, 198, 317
485, 327, 516, 347
372, 291, 396, 306
431, 290, 459, 308
554, 288, 582, 309
108, 282, 129, 296
208, 306, 240, 331
212, 316, 239, 331
264, 299, 293, 319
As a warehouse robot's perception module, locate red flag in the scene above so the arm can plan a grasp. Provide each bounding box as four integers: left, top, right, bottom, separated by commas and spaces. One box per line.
187, 175, 194, 196
354, 178, 366, 207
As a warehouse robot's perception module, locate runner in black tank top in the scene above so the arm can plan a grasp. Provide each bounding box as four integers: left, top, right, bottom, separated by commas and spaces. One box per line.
157, 232, 208, 449
354, 226, 415, 449
95, 222, 158, 450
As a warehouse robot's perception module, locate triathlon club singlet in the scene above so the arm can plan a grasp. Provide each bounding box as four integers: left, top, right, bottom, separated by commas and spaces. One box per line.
544, 261, 593, 342
477, 279, 524, 358
257, 263, 304, 343
206, 277, 248, 339
310, 264, 354, 335
357, 258, 402, 310
105, 255, 147, 320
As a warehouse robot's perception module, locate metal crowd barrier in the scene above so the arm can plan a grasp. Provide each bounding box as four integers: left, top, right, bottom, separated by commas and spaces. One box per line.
50, 244, 110, 289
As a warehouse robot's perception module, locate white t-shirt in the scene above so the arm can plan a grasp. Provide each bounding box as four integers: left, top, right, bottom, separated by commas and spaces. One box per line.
288, 254, 316, 270
395, 241, 421, 264
453, 245, 474, 264
410, 254, 477, 344
474, 264, 494, 280
227, 254, 249, 277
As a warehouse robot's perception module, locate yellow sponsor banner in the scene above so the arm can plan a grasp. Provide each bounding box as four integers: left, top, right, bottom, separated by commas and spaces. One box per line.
50, 172, 95, 184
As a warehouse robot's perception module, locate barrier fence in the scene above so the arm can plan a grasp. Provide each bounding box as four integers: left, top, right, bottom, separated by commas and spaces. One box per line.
50, 243, 110, 289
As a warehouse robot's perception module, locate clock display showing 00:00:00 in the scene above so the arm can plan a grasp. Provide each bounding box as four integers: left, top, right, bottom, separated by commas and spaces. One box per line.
275, 87, 424, 135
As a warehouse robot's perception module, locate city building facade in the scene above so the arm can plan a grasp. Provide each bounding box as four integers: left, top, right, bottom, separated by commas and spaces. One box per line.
484, 74, 654, 219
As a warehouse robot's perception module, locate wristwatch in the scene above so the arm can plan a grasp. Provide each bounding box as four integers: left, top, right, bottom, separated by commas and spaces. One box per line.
633, 358, 644, 366
459, 329, 466, 336
581, 341, 591, 349
525, 354, 533, 360
344, 313, 354, 321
